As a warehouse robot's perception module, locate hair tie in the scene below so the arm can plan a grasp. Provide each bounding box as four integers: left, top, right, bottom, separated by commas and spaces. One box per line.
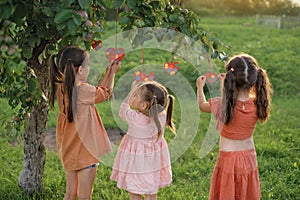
153, 95, 157, 98
230, 67, 234, 72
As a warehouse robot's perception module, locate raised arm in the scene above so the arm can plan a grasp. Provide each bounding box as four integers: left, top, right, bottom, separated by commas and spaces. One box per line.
123, 81, 140, 104
119, 81, 141, 120
196, 75, 211, 113
98, 61, 121, 90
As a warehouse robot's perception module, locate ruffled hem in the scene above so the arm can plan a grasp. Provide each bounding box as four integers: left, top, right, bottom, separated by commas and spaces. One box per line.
112, 135, 171, 173
111, 134, 172, 194
209, 149, 260, 200
110, 168, 172, 195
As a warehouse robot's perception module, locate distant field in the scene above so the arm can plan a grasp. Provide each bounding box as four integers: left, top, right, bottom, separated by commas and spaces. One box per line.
0, 16, 299, 199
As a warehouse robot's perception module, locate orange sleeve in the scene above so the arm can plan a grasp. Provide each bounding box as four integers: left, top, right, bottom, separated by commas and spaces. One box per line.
209, 97, 224, 132
78, 84, 112, 104
94, 86, 112, 104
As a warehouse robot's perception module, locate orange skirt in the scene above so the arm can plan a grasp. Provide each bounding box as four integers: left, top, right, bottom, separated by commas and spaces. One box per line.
209, 148, 260, 200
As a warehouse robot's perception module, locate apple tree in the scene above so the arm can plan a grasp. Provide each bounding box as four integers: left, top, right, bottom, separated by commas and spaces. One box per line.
0, 0, 226, 195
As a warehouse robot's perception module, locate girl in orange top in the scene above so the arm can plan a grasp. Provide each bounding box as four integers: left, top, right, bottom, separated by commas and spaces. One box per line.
197, 53, 272, 200
49, 46, 120, 200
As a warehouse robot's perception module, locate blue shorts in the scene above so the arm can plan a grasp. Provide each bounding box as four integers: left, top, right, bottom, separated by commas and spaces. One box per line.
83, 163, 99, 170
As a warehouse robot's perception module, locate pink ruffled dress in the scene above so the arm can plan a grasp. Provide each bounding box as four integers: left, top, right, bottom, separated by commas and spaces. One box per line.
110, 103, 172, 195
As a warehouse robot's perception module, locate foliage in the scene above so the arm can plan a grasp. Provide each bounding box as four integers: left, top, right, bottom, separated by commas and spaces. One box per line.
0, 0, 226, 134
116, 0, 228, 58
0, 0, 108, 135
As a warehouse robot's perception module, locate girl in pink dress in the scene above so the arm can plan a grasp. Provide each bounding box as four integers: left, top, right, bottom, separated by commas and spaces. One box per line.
111, 81, 176, 200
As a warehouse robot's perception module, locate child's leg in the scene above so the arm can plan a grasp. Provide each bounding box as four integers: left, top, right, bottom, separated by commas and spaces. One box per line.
129, 192, 142, 200
64, 170, 78, 200
145, 194, 157, 200
77, 166, 97, 200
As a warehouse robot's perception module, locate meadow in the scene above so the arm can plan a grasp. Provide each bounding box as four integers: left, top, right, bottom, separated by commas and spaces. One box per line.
0, 16, 299, 199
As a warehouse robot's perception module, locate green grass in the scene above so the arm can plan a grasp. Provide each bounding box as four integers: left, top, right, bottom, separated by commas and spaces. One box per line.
1, 97, 299, 199
1, 16, 300, 199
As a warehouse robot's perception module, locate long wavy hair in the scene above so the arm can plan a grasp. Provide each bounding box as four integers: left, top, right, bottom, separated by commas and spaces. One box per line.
222, 53, 272, 125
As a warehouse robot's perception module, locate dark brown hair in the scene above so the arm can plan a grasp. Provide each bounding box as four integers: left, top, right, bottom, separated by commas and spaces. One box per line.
49, 47, 66, 108
48, 46, 87, 122
222, 53, 272, 125
139, 82, 176, 138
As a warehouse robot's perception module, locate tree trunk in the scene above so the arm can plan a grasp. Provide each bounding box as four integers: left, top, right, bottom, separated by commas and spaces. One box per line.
18, 48, 50, 194
18, 99, 48, 194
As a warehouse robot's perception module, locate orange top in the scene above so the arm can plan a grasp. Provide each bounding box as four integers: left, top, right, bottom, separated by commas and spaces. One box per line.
56, 83, 112, 171
209, 97, 258, 140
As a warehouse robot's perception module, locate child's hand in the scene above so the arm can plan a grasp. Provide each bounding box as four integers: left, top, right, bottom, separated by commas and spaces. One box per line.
111, 61, 121, 74
218, 73, 226, 81
130, 80, 140, 92
196, 75, 206, 88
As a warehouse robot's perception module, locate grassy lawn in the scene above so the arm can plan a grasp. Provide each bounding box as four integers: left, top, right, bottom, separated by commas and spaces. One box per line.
0, 16, 300, 199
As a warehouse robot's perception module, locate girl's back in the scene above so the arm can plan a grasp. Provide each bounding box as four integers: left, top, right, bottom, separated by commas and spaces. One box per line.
119, 103, 167, 140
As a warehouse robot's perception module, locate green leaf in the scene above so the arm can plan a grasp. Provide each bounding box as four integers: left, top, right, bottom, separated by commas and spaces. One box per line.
73, 14, 83, 25
12, 3, 28, 25
113, 0, 125, 8
119, 15, 131, 25
65, 0, 75, 6
67, 19, 77, 35
78, 0, 90, 10
27, 78, 37, 92
0, 2, 14, 19
54, 9, 74, 24
168, 14, 178, 22
42, 7, 53, 17
126, 0, 136, 8
103, 0, 113, 8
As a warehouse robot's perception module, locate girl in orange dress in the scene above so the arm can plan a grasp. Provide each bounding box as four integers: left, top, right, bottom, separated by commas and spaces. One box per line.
197, 53, 272, 200
111, 81, 176, 200
49, 46, 120, 200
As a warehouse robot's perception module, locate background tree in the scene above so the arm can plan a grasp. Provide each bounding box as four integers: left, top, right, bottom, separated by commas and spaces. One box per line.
0, 0, 225, 195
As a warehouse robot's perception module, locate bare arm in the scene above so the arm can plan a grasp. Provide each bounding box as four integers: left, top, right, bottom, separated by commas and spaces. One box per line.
196, 75, 211, 113
123, 81, 140, 104
98, 61, 121, 90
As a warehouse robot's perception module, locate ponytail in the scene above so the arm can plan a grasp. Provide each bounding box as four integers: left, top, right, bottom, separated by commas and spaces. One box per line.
150, 102, 162, 138
142, 82, 176, 138
255, 68, 272, 124
166, 95, 176, 134
222, 70, 238, 125
64, 59, 78, 123
49, 54, 63, 108
150, 95, 176, 139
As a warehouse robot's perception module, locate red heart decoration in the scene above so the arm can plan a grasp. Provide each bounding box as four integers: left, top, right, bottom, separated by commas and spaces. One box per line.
105, 47, 125, 63
205, 72, 218, 83
134, 71, 155, 82
144, 72, 155, 81
91, 40, 102, 50
164, 61, 180, 76
115, 53, 125, 63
